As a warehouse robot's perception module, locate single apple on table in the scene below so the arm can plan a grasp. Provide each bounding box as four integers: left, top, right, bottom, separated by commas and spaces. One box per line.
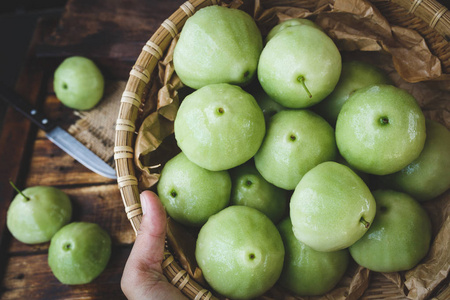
173, 5, 262, 89
7, 183, 72, 244
195, 206, 285, 300
174, 83, 265, 171
277, 218, 350, 296
378, 119, 450, 202
313, 60, 391, 126
48, 222, 111, 285
53, 56, 104, 110
157, 152, 231, 227
229, 160, 288, 224
290, 161, 376, 252
258, 25, 341, 108
254, 109, 336, 190
335, 84, 426, 175
349, 189, 432, 272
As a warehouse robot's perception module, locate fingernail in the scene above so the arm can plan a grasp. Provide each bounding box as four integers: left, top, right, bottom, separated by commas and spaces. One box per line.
140, 193, 148, 215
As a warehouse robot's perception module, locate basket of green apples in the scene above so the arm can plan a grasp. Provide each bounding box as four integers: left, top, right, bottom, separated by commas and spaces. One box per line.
115, 0, 450, 299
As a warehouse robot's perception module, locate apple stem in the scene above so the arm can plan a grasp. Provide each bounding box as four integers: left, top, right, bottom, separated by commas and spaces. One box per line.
360, 217, 370, 229
297, 76, 312, 98
9, 180, 30, 201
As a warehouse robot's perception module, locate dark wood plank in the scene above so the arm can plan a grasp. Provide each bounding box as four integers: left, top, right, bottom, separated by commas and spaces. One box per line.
36, 0, 185, 78
3, 182, 134, 299
0, 16, 58, 281
39, 94, 80, 131
0, 0, 198, 298
8, 184, 135, 254
1, 246, 130, 300
25, 137, 116, 187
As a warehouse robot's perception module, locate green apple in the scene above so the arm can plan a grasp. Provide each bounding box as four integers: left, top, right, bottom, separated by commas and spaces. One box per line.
157, 152, 231, 227
265, 18, 324, 43
254, 110, 336, 190
54, 56, 104, 110
277, 218, 349, 296
378, 119, 450, 202
48, 222, 111, 284
229, 160, 288, 224
7, 184, 72, 244
335, 84, 426, 175
349, 190, 432, 272
313, 60, 391, 126
173, 5, 262, 89
290, 161, 376, 252
258, 25, 341, 108
174, 83, 265, 171
196, 206, 284, 300
335, 154, 371, 187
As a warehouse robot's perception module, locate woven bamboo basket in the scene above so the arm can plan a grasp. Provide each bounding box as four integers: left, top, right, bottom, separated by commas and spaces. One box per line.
115, 0, 450, 299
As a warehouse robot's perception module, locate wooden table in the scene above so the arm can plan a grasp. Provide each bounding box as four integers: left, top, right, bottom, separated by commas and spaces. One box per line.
0, 1, 183, 299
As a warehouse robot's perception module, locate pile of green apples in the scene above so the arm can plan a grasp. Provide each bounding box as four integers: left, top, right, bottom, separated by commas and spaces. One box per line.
6, 182, 111, 285
155, 5, 450, 299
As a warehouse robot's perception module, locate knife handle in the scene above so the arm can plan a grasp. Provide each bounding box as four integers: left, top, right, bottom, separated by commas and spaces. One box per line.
0, 82, 55, 132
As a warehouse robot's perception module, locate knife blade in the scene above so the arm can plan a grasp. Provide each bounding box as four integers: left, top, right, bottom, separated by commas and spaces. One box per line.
0, 82, 117, 179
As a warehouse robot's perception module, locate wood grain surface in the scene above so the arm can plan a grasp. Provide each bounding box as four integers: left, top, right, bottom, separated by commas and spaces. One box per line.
0, 0, 183, 299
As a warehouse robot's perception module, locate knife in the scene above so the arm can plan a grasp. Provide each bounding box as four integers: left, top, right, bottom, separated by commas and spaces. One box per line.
0, 82, 117, 179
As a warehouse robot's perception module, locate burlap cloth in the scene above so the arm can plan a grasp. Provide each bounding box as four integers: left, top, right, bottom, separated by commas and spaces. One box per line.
67, 80, 126, 169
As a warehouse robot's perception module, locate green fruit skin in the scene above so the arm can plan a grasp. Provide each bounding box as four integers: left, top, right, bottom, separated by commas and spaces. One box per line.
254, 110, 337, 190
53, 56, 104, 110
173, 6, 262, 89
258, 25, 341, 108
335, 154, 371, 187
349, 190, 432, 272
335, 84, 426, 175
278, 218, 349, 296
174, 83, 266, 171
230, 160, 288, 224
196, 206, 285, 300
290, 162, 376, 252
313, 60, 391, 126
48, 222, 112, 285
157, 152, 231, 227
379, 119, 450, 202
7, 186, 72, 244
265, 18, 324, 43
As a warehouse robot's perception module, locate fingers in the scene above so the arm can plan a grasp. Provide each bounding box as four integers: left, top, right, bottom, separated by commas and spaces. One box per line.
121, 191, 168, 298
121, 191, 188, 300
134, 190, 168, 271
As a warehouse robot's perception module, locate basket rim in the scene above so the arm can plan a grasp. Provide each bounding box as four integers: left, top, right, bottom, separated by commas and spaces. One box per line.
115, 1, 221, 299
114, 0, 450, 299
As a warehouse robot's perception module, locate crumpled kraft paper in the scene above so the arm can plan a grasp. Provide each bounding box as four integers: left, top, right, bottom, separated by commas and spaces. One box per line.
132, 0, 450, 299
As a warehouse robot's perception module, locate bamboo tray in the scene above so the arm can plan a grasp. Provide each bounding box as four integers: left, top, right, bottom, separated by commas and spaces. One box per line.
114, 0, 450, 299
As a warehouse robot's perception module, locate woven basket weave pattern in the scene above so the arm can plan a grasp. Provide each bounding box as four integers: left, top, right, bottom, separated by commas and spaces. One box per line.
115, 0, 450, 299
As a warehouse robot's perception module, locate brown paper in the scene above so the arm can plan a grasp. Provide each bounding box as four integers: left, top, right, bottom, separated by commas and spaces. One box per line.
132, 0, 450, 299
404, 192, 450, 300
166, 218, 207, 286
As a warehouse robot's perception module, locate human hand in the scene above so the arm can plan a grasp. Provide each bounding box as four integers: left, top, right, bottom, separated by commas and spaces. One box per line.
121, 190, 187, 300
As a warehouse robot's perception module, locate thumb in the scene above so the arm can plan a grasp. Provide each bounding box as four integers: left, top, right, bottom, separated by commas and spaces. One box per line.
121, 191, 169, 297
133, 190, 168, 271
